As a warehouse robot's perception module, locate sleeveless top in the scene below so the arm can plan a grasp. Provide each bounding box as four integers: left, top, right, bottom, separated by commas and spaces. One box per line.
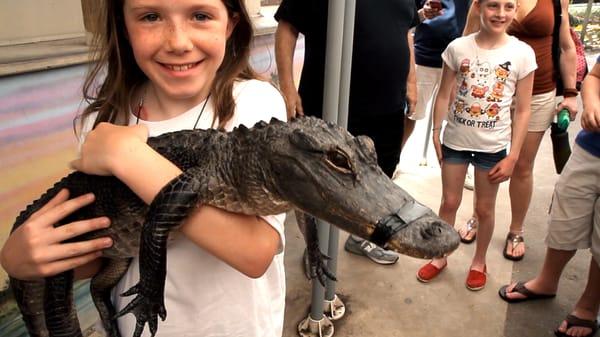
508, 0, 555, 94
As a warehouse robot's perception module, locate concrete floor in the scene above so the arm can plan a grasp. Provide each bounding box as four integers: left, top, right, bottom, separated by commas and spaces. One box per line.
281, 56, 599, 337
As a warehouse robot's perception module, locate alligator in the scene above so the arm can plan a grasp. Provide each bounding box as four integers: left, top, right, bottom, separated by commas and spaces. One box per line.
9, 116, 459, 337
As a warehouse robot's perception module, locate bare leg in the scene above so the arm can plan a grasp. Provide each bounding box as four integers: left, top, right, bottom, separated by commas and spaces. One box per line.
556, 257, 600, 337
402, 116, 416, 149
470, 167, 500, 271
504, 247, 576, 300
507, 131, 545, 258
430, 162, 468, 269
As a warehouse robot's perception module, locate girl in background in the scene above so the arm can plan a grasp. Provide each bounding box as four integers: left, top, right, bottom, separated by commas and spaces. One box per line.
416, 0, 536, 290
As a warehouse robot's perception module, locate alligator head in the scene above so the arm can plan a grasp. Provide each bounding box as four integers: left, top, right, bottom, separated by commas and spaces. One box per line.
263, 116, 459, 259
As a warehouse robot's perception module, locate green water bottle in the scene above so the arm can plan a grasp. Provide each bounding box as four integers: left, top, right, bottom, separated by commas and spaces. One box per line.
557, 109, 570, 131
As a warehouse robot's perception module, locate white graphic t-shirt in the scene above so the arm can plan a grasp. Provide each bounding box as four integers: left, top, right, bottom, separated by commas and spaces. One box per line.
441, 33, 537, 152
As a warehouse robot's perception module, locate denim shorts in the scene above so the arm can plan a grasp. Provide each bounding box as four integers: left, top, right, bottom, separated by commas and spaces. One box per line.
442, 144, 507, 171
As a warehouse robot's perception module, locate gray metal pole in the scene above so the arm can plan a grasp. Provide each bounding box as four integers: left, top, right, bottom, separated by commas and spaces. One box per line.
309, 0, 345, 321
325, 0, 356, 302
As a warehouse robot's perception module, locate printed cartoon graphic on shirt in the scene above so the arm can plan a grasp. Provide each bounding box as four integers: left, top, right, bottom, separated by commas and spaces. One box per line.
453, 57, 513, 130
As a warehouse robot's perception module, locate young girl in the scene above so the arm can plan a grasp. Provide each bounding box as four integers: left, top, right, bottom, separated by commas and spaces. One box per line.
415, 0, 536, 290
0, 0, 287, 336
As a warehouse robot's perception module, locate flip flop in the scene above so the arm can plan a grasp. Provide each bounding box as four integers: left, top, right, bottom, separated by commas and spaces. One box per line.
554, 314, 599, 337
503, 232, 525, 261
498, 281, 556, 303
459, 218, 478, 244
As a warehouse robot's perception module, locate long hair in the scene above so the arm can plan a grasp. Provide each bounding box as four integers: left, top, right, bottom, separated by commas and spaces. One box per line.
78, 0, 258, 131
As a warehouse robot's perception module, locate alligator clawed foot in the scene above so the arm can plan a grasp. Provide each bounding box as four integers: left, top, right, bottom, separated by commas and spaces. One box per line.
307, 249, 337, 286
116, 283, 167, 337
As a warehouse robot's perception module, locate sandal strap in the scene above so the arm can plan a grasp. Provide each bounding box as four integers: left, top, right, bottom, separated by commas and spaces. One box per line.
513, 281, 535, 297
507, 232, 524, 245
565, 314, 599, 330
466, 218, 478, 230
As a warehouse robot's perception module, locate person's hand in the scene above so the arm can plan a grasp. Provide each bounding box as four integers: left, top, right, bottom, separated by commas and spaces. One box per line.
420, 0, 443, 20
281, 86, 304, 120
432, 132, 443, 166
0, 189, 112, 280
556, 96, 578, 120
488, 156, 517, 184
581, 103, 600, 132
71, 123, 148, 176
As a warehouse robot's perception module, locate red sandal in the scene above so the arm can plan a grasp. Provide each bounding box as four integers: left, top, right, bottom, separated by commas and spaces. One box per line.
417, 261, 447, 283
466, 265, 487, 291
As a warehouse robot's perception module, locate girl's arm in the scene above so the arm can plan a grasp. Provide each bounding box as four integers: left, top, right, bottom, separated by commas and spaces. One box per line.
72, 124, 280, 278
580, 61, 600, 132
431, 63, 456, 164
462, 1, 480, 36
556, 0, 578, 117
0, 190, 112, 280
488, 72, 534, 183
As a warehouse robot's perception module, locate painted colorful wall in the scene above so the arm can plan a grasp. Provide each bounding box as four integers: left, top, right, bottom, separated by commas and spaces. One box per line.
0, 33, 305, 336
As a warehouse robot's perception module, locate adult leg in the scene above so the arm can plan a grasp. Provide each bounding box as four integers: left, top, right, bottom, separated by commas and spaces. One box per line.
556, 257, 600, 337
506, 130, 546, 259
502, 247, 576, 301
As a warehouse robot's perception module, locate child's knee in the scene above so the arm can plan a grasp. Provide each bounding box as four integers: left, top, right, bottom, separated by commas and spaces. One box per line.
441, 196, 461, 213
474, 205, 494, 221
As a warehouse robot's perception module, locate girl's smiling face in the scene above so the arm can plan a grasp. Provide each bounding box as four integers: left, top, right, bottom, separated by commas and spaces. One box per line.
123, 0, 236, 105
477, 0, 518, 35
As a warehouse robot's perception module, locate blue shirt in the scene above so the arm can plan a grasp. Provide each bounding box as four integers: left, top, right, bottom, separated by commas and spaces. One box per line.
414, 0, 471, 68
574, 55, 600, 158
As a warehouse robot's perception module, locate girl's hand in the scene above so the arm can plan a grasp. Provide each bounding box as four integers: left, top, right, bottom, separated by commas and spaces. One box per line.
556, 96, 578, 120
281, 86, 304, 120
581, 104, 600, 132
0, 189, 112, 280
488, 156, 517, 184
432, 132, 443, 166
71, 123, 148, 176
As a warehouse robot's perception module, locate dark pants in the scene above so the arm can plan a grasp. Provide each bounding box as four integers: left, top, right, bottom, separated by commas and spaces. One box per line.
347, 108, 405, 178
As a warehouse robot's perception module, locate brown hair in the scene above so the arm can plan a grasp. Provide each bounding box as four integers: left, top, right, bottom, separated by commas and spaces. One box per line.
78, 0, 258, 131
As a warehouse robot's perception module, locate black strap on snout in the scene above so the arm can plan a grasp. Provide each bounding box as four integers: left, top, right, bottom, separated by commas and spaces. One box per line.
369, 200, 430, 247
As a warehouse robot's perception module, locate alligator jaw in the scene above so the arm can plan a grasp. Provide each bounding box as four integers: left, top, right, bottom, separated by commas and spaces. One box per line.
376, 215, 460, 259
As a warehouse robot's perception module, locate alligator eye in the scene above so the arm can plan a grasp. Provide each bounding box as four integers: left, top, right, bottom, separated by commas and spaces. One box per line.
326, 150, 352, 173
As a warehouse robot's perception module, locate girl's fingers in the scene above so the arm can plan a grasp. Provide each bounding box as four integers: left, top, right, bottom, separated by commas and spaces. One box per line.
38, 252, 104, 278
44, 238, 112, 263
51, 217, 111, 243
39, 193, 96, 228
29, 189, 70, 221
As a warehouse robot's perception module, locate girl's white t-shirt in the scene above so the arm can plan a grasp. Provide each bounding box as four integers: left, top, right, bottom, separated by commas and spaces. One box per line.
441, 33, 537, 152
81, 79, 287, 337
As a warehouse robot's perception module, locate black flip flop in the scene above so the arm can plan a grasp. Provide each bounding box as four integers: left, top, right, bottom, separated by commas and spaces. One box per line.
498, 281, 556, 303
554, 314, 598, 337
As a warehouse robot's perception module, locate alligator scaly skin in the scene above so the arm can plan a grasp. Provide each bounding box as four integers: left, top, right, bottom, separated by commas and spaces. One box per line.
10, 117, 460, 337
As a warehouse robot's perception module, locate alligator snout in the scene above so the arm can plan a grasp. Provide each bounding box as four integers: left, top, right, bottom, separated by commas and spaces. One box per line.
380, 213, 460, 260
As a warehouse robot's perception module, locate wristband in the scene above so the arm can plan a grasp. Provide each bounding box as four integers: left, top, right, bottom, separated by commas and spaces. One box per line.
562, 88, 578, 97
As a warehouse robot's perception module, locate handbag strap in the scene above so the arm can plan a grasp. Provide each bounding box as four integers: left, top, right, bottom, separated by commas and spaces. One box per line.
551, 0, 562, 82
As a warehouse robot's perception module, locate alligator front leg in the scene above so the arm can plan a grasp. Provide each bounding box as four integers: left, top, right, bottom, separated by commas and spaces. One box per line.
91, 258, 131, 337
117, 171, 203, 337
296, 211, 336, 286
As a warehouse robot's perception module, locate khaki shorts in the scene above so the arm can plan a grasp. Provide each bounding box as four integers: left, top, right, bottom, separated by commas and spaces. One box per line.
546, 143, 600, 263
527, 89, 557, 132
409, 65, 442, 121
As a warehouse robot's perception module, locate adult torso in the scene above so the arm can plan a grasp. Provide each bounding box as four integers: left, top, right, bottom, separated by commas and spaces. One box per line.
508, 0, 555, 94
